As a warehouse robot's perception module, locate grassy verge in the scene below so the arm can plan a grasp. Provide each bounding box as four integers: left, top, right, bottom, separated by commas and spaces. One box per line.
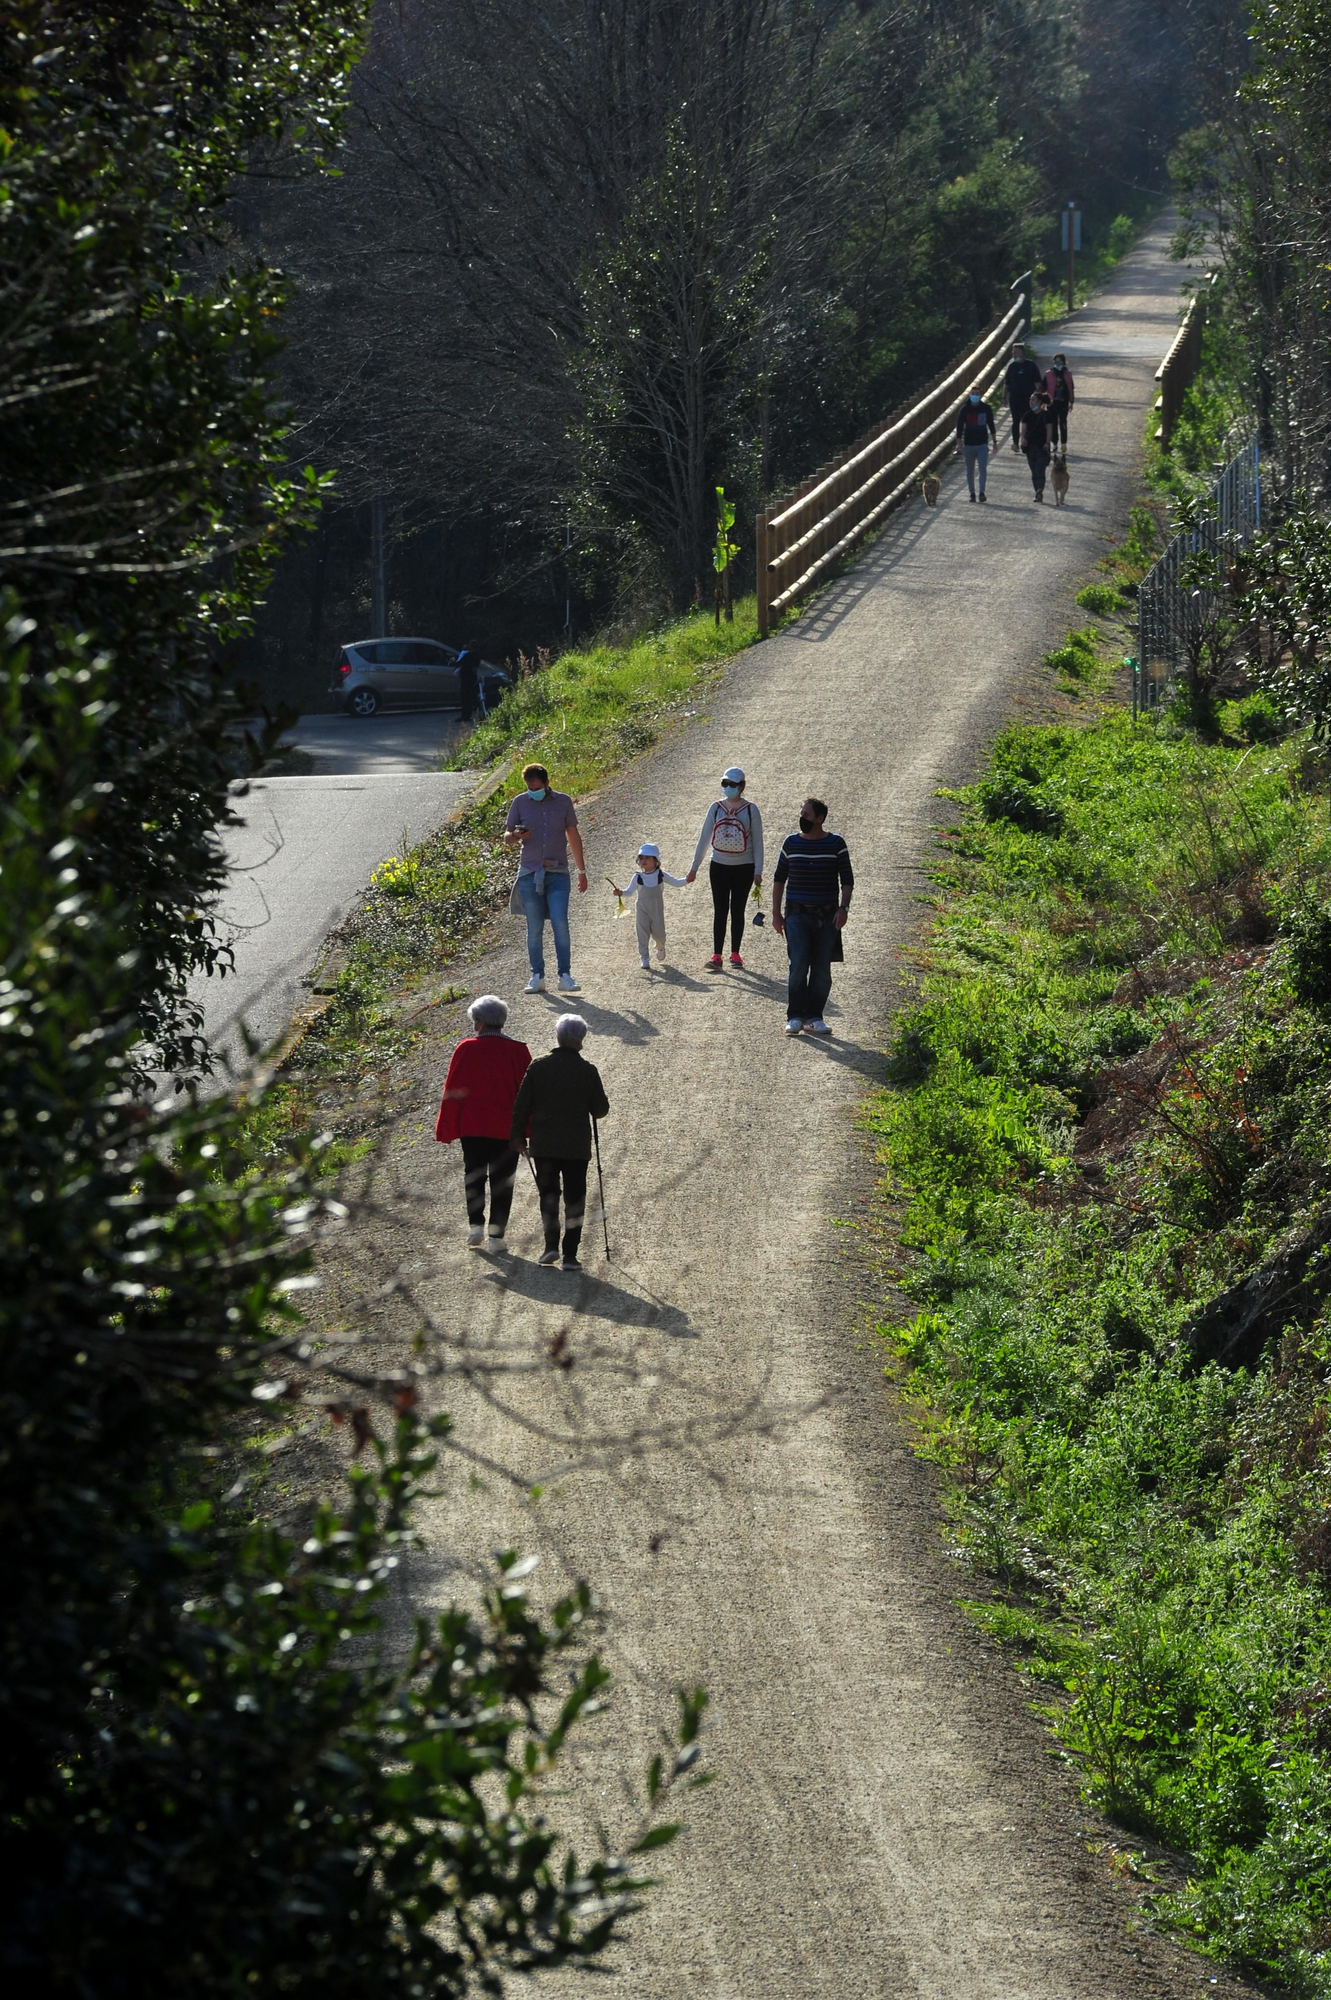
870, 707, 1331, 1993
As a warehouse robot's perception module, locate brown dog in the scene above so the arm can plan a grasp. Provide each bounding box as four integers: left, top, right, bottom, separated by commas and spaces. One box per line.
1050, 452, 1070, 507
921, 473, 940, 507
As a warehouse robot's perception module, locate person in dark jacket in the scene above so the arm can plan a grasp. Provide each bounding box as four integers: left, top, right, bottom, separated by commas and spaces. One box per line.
1044, 353, 1075, 448
510, 1013, 609, 1269
435, 994, 532, 1248
1020, 391, 1053, 502
954, 389, 997, 501
1003, 342, 1042, 449
456, 645, 481, 721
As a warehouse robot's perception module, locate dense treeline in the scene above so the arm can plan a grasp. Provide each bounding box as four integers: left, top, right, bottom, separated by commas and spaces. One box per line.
1, 5, 701, 1992
249, 0, 1216, 696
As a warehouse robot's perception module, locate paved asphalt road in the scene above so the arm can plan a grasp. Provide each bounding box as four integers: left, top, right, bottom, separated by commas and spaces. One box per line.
315, 225, 1256, 2000
193, 712, 473, 1067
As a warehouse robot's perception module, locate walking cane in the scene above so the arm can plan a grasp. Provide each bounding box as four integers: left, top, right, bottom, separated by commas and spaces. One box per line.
592, 1117, 611, 1260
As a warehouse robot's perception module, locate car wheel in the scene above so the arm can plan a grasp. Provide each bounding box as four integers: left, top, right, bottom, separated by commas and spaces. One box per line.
348, 687, 379, 717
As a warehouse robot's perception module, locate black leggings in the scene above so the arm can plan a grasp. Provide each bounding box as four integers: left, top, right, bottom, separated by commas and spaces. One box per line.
1025, 447, 1050, 492
461, 1136, 518, 1230
534, 1156, 588, 1258
1050, 402, 1069, 446
710, 861, 755, 954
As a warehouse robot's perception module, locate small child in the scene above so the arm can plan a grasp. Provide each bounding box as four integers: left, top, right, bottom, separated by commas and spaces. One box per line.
611, 843, 686, 968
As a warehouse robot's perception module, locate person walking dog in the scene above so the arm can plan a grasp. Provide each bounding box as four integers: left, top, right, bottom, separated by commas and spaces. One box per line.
435, 995, 531, 1248
1020, 390, 1053, 503
1045, 352, 1075, 448
771, 797, 854, 1037
687, 766, 764, 969
611, 842, 686, 968
503, 761, 587, 994
1003, 341, 1041, 450
954, 387, 997, 501
510, 1013, 610, 1269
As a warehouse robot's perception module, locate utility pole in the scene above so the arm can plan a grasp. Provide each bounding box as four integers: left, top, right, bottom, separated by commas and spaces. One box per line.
370, 495, 387, 636
1061, 201, 1081, 313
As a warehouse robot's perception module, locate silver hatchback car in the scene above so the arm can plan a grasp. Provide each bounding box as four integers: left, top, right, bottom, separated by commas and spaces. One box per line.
330, 638, 510, 717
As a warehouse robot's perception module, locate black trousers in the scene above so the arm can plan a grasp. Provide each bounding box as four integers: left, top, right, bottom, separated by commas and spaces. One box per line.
1008, 399, 1026, 446
534, 1156, 588, 1258
1050, 402, 1069, 447
1025, 446, 1050, 492
710, 860, 755, 954
460, 1135, 518, 1230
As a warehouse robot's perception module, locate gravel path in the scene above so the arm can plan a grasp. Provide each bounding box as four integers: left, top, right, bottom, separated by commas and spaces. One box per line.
336, 223, 1252, 1999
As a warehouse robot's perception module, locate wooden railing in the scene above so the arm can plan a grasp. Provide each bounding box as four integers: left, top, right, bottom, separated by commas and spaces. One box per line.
1154, 279, 1210, 450
755, 286, 1029, 637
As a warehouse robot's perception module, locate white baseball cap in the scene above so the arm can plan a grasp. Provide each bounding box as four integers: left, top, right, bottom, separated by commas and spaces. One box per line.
637, 842, 660, 858
722, 766, 745, 784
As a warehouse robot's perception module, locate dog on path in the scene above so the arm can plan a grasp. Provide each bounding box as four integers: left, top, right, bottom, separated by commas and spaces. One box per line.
921, 472, 940, 507
1050, 452, 1070, 507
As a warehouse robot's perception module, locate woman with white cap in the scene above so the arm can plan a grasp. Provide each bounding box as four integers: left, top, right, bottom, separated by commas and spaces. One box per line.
686, 766, 764, 969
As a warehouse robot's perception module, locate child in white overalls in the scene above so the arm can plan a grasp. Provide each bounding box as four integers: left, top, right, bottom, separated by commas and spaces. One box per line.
611, 844, 686, 968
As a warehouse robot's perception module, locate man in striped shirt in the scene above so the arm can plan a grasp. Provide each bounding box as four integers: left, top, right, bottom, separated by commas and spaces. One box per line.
771, 797, 854, 1036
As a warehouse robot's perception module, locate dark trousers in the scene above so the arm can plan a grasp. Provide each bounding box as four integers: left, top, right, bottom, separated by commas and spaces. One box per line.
785, 902, 837, 1022
1050, 402, 1069, 447
461, 1136, 518, 1230
1025, 446, 1049, 493
1008, 399, 1025, 446
534, 1156, 588, 1258
710, 860, 755, 953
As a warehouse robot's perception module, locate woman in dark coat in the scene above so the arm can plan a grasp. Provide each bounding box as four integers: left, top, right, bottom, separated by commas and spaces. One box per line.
509, 1013, 609, 1270
1020, 390, 1053, 502
436, 994, 531, 1248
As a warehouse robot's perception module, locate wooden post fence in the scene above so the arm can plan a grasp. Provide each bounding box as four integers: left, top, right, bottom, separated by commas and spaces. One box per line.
1154, 278, 1212, 450
755, 292, 1028, 638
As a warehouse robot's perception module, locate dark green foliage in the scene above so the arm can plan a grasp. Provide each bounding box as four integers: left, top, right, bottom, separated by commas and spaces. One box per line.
872, 710, 1331, 1991
0, 614, 706, 1993
1, 1, 363, 1070
1280, 902, 1331, 1006
976, 773, 1064, 835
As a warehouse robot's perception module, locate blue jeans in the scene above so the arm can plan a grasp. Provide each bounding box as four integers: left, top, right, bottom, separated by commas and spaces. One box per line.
519, 870, 571, 977
784, 903, 837, 1021
963, 441, 989, 495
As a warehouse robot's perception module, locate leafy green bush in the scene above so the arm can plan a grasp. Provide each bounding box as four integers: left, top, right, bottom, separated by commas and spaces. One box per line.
1043, 625, 1101, 680
1107, 213, 1136, 260
1280, 901, 1331, 1005
976, 774, 1064, 834
1075, 583, 1123, 618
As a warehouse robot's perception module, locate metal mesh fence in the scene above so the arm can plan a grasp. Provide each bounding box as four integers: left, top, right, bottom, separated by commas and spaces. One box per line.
1136, 436, 1262, 711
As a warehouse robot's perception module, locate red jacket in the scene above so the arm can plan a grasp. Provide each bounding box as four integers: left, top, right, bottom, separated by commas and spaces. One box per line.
435, 1033, 532, 1143
1045, 363, 1074, 405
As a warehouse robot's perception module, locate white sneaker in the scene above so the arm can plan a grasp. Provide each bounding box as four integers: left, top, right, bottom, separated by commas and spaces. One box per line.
467, 1225, 485, 1248
639, 955, 651, 969
487, 1227, 506, 1244
785, 1017, 804, 1036
557, 971, 579, 992
656, 947, 667, 961
524, 973, 545, 993
805, 1017, 832, 1036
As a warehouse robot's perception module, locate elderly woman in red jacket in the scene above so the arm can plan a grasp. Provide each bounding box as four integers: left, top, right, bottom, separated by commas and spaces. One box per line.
435, 994, 531, 1248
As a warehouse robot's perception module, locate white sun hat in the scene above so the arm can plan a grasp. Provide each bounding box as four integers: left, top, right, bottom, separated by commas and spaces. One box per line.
637, 842, 660, 858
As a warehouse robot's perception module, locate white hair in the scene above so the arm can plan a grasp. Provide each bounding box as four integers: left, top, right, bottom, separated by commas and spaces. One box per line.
555, 1012, 588, 1048
468, 993, 509, 1029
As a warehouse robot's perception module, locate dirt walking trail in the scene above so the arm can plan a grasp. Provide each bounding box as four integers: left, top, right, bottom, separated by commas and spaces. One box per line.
343, 223, 1246, 1999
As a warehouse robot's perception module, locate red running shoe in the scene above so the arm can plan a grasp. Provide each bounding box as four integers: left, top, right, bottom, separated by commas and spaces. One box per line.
705, 954, 722, 969
729, 952, 744, 968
